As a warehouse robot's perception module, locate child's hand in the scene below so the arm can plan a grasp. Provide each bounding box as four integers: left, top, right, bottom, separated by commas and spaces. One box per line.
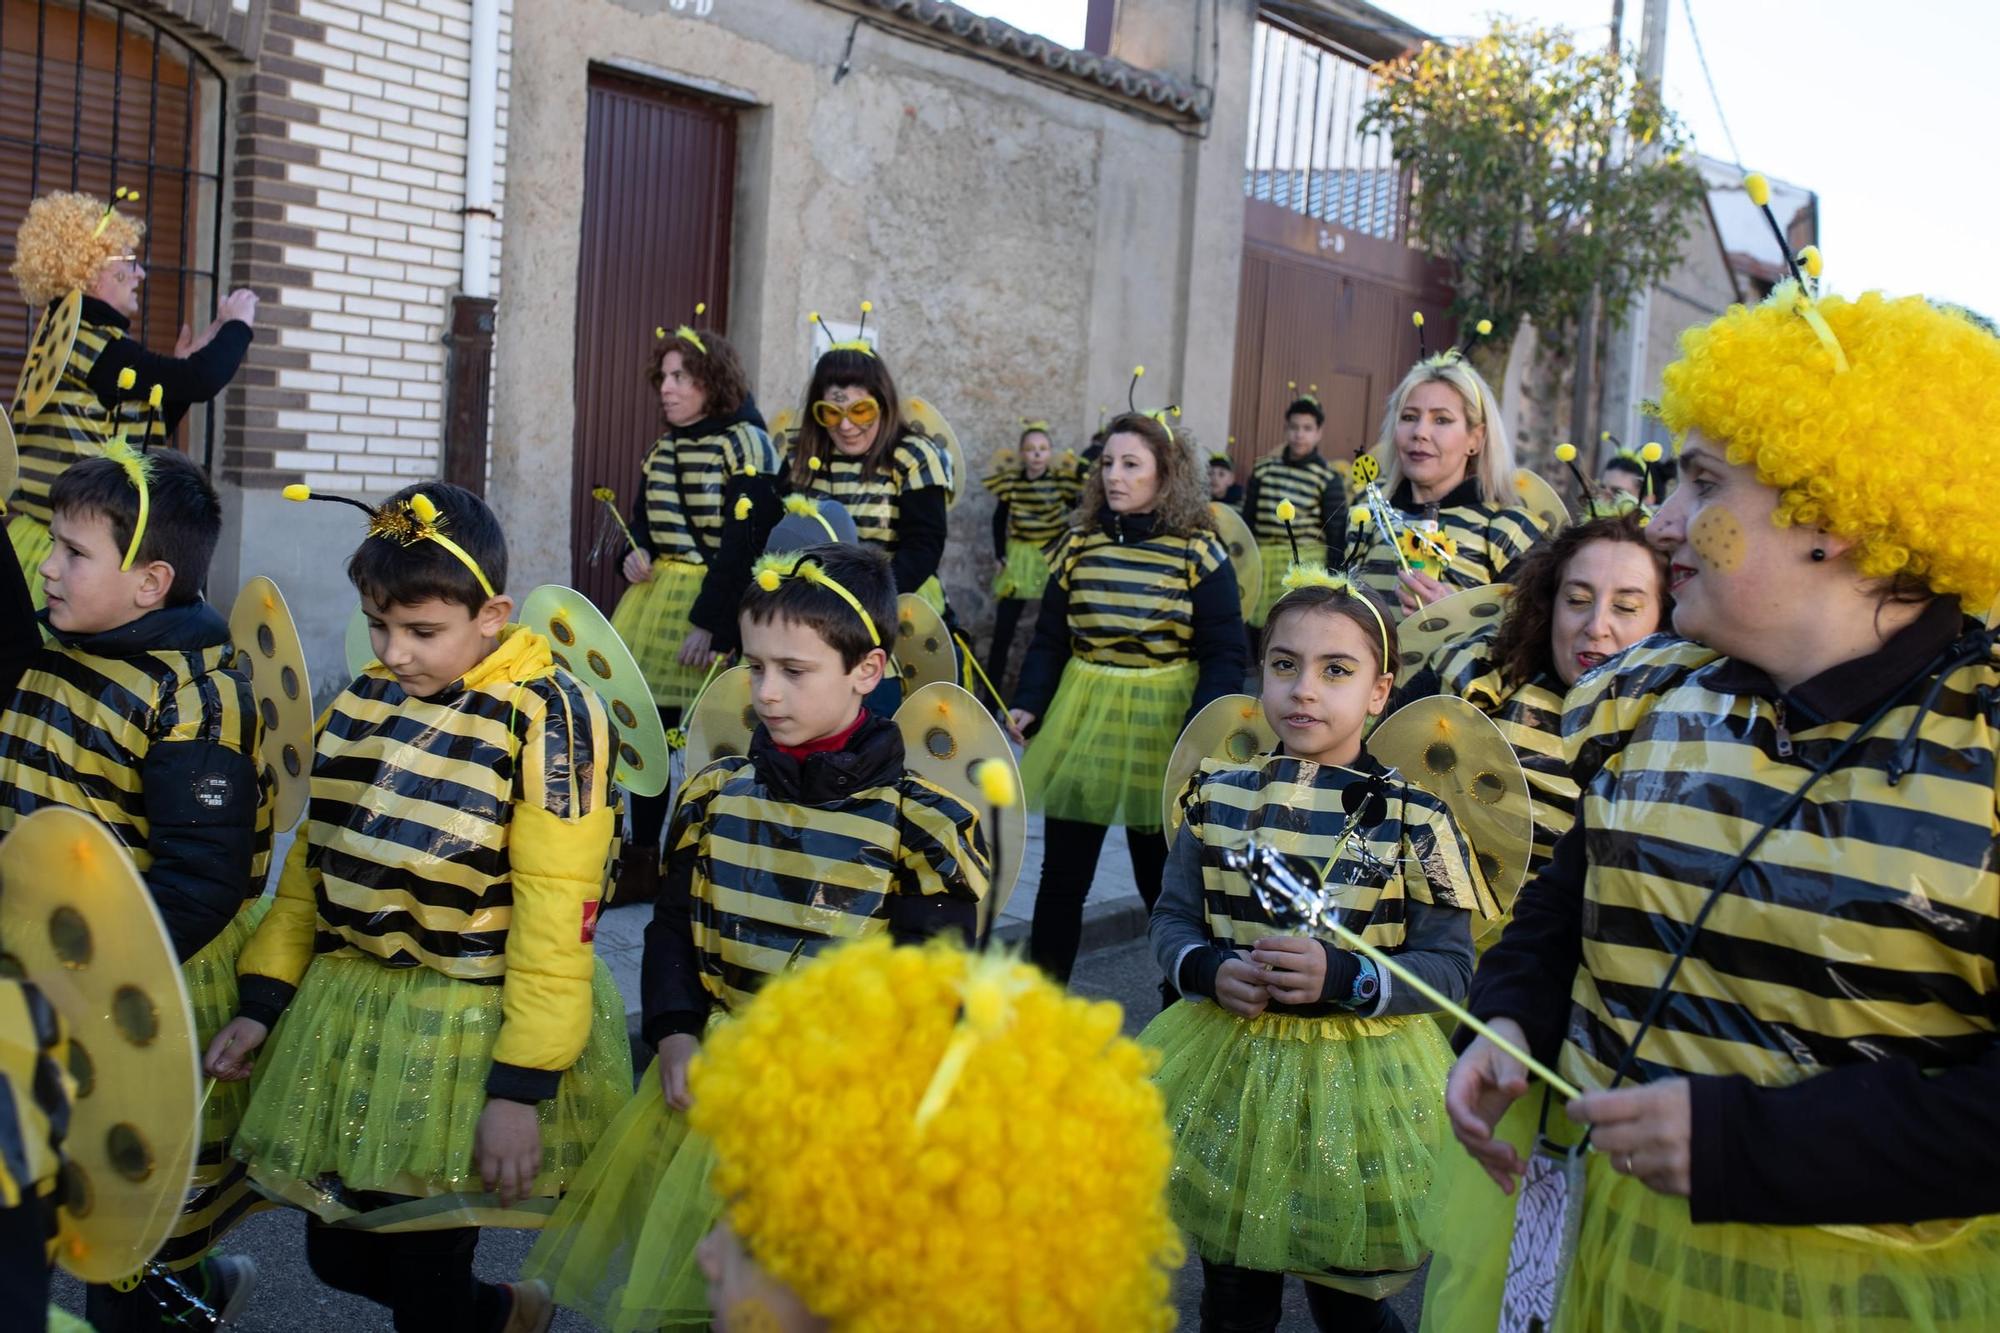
203, 1016, 269, 1081
1213, 952, 1271, 1018
476, 1099, 544, 1208
659, 1033, 701, 1112
1249, 934, 1328, 1004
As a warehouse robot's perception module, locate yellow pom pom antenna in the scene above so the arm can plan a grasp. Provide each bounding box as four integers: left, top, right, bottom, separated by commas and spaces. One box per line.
1799, 245, 1824, 279
733, 495, 752, 521
1554, 443, 1577, 463
146, 383, 163, 409
1640, 441, 1664, 464
1275, 499, 1297, 523
975, 757, 1017, 807
282, 483, 310, 502
1743, 172, 1771, 208
116, 367, 136, 391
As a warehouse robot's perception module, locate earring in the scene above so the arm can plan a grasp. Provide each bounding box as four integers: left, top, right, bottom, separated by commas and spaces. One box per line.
1810, 548, 1827, 562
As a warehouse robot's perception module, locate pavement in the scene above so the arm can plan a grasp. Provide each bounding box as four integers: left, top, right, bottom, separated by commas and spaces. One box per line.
54, 933, 1426, 1331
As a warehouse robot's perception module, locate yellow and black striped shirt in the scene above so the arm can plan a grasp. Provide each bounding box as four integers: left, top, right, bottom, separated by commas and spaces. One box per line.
668, 745, 990, 1014
1342, 477, 1547, 611
0, 979, 71, 1213
796, 434, 955, 552
1556, 622, 2000, 1092
0, 611, 275, 900
1184, 755, 1493, 953
1048, 524, 1232, 670
295, 627, 614, 979
983, 464, 1084, 547
1247, 448, 1344, 543
637, 421, 778, 564
1432, 625, 1573, 875
6, 319, 163, 524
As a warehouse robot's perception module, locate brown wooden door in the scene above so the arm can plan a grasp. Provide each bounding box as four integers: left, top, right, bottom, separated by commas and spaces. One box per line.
1227, 201, 1456, 476
570, 70, 736, 609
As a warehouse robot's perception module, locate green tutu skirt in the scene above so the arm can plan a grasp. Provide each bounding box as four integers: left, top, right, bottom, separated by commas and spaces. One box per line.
8, 513, 50, 609
610, 557, 711, 710
186, 897, 272, 1162
521, 1056, 721, 1330
1144, 1000, 1449, 1298
1421, 1093, 2000, 1332
993, 538, 1053, 600
233, 953, 632, 1221
1021, 658, 1196, 832
1251, 538, 1326, 626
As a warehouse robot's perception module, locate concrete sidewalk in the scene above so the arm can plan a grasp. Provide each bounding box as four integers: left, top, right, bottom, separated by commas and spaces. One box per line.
595, 812, 1154, 1028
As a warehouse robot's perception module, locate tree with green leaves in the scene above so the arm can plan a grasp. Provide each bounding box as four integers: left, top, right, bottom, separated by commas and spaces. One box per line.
1360, 21, 1703, 354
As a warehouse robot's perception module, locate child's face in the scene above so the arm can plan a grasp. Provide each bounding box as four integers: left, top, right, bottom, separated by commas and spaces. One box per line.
1020, 432, 1052, 476
1284, 412, 1323, 454
363, 593, 512, 699
738, 612, 884, 748
697, 1221, 825, 1331
1208, 462, 1234, 497
40, 508, 170, 634
1260, 605, 1391, 768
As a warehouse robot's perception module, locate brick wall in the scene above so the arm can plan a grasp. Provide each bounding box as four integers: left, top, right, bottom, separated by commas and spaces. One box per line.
227, 0, 511, 495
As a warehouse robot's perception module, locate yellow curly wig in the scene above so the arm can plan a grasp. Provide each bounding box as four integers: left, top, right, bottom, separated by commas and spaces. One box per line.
10, 191, 143, 309
1659, 288, 2000, 606
687, 937, 1182, 1332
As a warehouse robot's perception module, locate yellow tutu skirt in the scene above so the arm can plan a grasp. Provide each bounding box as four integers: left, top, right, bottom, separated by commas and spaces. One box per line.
1251, 538, 1326, 626
993, 538, 1053, 600
233, 953, 632, 1220
1421, 1094, 2000, 1332
913, 573, 948, 616
1144, 1001, 1448, 1298
1020, 658, 1196, 832
8, 513, 51, 609
521, 1056, 720, 1330
610, 557, 711, 710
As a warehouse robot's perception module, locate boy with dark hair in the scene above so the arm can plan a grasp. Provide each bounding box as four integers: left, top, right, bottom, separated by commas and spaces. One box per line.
208, 481, 629, 1333
1209, 451, 1243, 505
1243, 393, 1347, 632
0, 444, 272, 1326
520, 540, 992, 1330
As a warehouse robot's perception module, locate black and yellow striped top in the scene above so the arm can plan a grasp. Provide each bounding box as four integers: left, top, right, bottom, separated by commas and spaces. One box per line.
297, 627, 614, 980
0, 979, 71, 1212
0, 620, 274, 889
1432, 625, 1573, 874
1048, 522, 1232, 670
1341, 476, 1546, 611
637, 420, 778, 565
1247, 448, 1344, 543
669, 747, 990, 1014
1183, 755, 1493, 953
7, 319, 161, 524
983, 463, 1083, 546
795, 434, 954, 552
1556, 620, 2000, 1092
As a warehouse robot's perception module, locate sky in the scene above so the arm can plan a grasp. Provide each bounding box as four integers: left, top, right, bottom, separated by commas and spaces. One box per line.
962, 0, 2000, 321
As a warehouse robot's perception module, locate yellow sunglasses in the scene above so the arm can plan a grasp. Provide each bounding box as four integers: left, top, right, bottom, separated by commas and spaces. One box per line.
811, 397, 881, 429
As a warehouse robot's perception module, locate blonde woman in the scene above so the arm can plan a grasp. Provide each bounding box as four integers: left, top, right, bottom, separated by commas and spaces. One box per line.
1340, 358, 1547, 615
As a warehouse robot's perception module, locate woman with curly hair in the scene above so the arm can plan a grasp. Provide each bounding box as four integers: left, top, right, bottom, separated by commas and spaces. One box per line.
1428, 287, 2000, 1331
1340, 356, 1548, 616
1406, 511, 1671, 890
1008, 412, 1247, 983
7, 190, 257, 603
607, 322, 776, 901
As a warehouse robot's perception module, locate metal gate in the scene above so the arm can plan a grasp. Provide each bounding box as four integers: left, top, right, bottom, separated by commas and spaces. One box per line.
0, 0, 226, 461
568, 69, 737, 610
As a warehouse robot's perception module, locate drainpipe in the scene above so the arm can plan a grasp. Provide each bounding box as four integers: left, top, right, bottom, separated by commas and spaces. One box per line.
443, 0, 502, 493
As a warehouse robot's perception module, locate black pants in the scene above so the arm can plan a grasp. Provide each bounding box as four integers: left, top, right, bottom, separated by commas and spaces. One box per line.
985, 596, 1028, 692
305, 1197, 507, 1333
626, 703, 685, 855
1, 1198, 49, 1330
1198, 1259, 1403, 1333
1028, 817, 1167, 983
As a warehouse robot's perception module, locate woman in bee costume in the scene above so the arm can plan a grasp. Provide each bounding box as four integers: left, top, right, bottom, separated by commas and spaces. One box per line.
6, 189, 257, 604
1428, 214, 2000, 1332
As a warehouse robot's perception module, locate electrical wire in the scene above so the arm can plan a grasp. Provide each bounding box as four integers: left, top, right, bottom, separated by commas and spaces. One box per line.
1679, 0, 1744, 166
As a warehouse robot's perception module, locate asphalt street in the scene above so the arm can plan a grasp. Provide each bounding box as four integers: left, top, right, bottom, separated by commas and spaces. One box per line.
52, 936, 1429, 1331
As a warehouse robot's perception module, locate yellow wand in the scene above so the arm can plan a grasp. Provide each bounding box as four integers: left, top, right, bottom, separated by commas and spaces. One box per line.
590, 484, 643, 555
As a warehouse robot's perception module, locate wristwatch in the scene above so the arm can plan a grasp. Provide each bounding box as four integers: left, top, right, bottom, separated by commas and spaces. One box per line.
1347, 956, 1380, 1011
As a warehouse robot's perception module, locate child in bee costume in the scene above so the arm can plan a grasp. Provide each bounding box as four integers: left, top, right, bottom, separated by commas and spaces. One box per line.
1147, 568, 1496, 1332
0, 443, 273, 1328
1243, 388, 1345, 628
7, 189, 255, 605
520, 539, 991, 1329
205, 482, 631, 1333
981, 419, 1084, 689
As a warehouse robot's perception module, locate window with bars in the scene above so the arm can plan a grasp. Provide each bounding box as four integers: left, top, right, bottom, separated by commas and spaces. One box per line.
1244, 14, 1409, 243
0, 0, 226, 463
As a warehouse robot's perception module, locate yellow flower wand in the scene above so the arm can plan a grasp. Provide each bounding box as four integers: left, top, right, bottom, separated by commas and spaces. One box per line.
590, 484, 642, 556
